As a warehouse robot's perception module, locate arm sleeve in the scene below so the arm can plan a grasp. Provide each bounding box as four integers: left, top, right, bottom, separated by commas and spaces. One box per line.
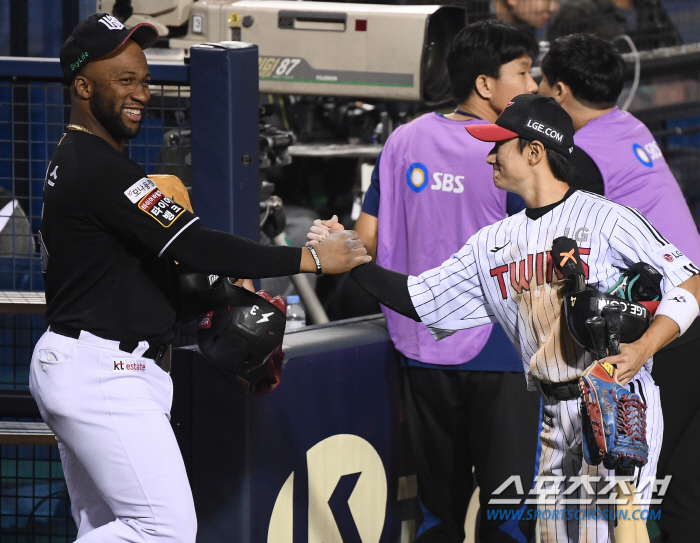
349, 263, 420, 321
610, 207, 699, 292
407, 238, 495, 340
568, 146, 605, 196
165, 221, 302, 279
360, 152, 382, 217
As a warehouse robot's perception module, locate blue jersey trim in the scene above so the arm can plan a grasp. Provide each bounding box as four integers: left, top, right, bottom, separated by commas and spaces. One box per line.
361, 151, 382, 217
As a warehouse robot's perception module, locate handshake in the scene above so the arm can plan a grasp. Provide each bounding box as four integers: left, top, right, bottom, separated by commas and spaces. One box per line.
301, 215, 370, 274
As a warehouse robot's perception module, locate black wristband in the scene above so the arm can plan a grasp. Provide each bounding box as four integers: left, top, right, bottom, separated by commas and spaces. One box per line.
307, 246, 323, 275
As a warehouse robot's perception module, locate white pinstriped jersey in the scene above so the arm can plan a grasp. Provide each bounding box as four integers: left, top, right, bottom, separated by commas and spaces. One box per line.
408, 190, 699, 389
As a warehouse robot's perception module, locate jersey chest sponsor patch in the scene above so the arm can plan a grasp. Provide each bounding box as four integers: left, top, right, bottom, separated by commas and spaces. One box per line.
137, 188, 186, 227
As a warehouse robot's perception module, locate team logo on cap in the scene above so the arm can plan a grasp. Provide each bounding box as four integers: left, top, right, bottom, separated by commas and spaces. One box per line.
500, 102, 515, 115
632, 143, 654, 168
406, 163, 429, 193
98, 15, 125, 30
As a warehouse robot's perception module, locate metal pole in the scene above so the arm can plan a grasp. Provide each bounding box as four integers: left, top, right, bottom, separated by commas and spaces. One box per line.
9, 0, 28, 57
62, 0, 81, 44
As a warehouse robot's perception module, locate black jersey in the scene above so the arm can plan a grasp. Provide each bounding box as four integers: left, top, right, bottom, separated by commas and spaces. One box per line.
40, 130, 199, 345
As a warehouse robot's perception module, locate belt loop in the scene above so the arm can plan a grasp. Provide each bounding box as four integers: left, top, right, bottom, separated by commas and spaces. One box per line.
132, 341, 149, 358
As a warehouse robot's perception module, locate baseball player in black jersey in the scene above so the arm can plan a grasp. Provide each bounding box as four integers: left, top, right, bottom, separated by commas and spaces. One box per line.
30, 13, 369, 543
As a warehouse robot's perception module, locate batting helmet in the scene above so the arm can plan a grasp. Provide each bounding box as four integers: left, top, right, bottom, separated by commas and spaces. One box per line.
197, 280, 286, 374
563, 290, 651, 351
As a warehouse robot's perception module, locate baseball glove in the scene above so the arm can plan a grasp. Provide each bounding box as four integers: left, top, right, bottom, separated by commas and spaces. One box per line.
148, 174, 193, 213
579, 360, 649, 470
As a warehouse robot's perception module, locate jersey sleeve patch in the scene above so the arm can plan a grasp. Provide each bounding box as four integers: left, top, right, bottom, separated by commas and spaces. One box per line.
138, 189, 186, 227
124, 177, 157, 203
653, 243, 692, 271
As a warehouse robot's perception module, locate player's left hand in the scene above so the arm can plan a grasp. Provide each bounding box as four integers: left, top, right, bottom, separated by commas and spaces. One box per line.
599, 342, 648, 386
306, 215, 344, 246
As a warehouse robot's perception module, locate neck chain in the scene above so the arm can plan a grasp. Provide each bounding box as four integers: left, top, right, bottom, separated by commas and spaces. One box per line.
66, 124, 94, 135
453, 109, 482, 121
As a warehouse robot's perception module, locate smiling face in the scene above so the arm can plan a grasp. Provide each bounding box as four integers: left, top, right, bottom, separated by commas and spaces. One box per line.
486, 138, 530, 191
81, 40, 151, 141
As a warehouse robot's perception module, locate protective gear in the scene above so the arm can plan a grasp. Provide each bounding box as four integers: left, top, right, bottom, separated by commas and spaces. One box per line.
232, 289, 286, 395
606, 262, 662, 302
579, 360, 649, 470
656, 286, 700, 336
197, 279, 286, 377
552, 236, 586, 291
563, 290, 651, 352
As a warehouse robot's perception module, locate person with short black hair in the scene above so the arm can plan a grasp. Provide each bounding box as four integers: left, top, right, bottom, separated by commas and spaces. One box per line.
308, 21, 542, 542
446, 19, 539, 106
347, 93, 700, 542
517, 137, 573, 183
539, 32, 700, 543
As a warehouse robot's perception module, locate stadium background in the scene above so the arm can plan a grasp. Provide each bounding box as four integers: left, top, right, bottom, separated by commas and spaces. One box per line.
1, 0, 700, 541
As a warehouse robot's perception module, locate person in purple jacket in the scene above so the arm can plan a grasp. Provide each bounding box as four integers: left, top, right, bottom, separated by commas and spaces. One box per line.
309, 21, 541, 542
538, 33, 700, 542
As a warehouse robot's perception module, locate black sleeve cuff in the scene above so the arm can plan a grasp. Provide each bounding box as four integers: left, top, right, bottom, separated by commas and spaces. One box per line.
350, 263, 420, 322
165, 222, 303, 278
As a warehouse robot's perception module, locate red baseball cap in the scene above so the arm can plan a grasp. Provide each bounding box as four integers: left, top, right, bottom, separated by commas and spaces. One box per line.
466, 94, 575, 157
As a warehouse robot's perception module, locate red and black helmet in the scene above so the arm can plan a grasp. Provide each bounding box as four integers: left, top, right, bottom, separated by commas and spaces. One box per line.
197, 279, 286, 374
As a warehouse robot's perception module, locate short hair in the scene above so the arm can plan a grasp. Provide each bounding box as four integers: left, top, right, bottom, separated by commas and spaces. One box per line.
541, 34, 625, 109
519, 138, 573, 183
446, 20, 539, 104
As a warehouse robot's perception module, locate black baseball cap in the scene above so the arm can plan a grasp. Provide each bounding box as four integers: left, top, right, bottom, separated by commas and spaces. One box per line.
466, 94, 575, 157
60, 12, 159, 85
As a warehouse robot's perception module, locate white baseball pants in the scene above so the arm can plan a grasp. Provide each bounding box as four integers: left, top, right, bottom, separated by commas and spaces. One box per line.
29, 329, 197, 542
537, 367, 662, 543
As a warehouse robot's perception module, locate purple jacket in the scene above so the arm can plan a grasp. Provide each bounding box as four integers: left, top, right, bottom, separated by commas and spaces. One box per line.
376, 113, 508, 364
575, 108, 700, 266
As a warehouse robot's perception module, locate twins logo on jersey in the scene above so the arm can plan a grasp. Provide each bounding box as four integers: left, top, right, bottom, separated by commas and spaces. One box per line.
490, 248, 591, 299
406, 162, 464, 194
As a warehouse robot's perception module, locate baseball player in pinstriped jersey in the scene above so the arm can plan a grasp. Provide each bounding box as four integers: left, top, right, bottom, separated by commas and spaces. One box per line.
348, 94, 700, 542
